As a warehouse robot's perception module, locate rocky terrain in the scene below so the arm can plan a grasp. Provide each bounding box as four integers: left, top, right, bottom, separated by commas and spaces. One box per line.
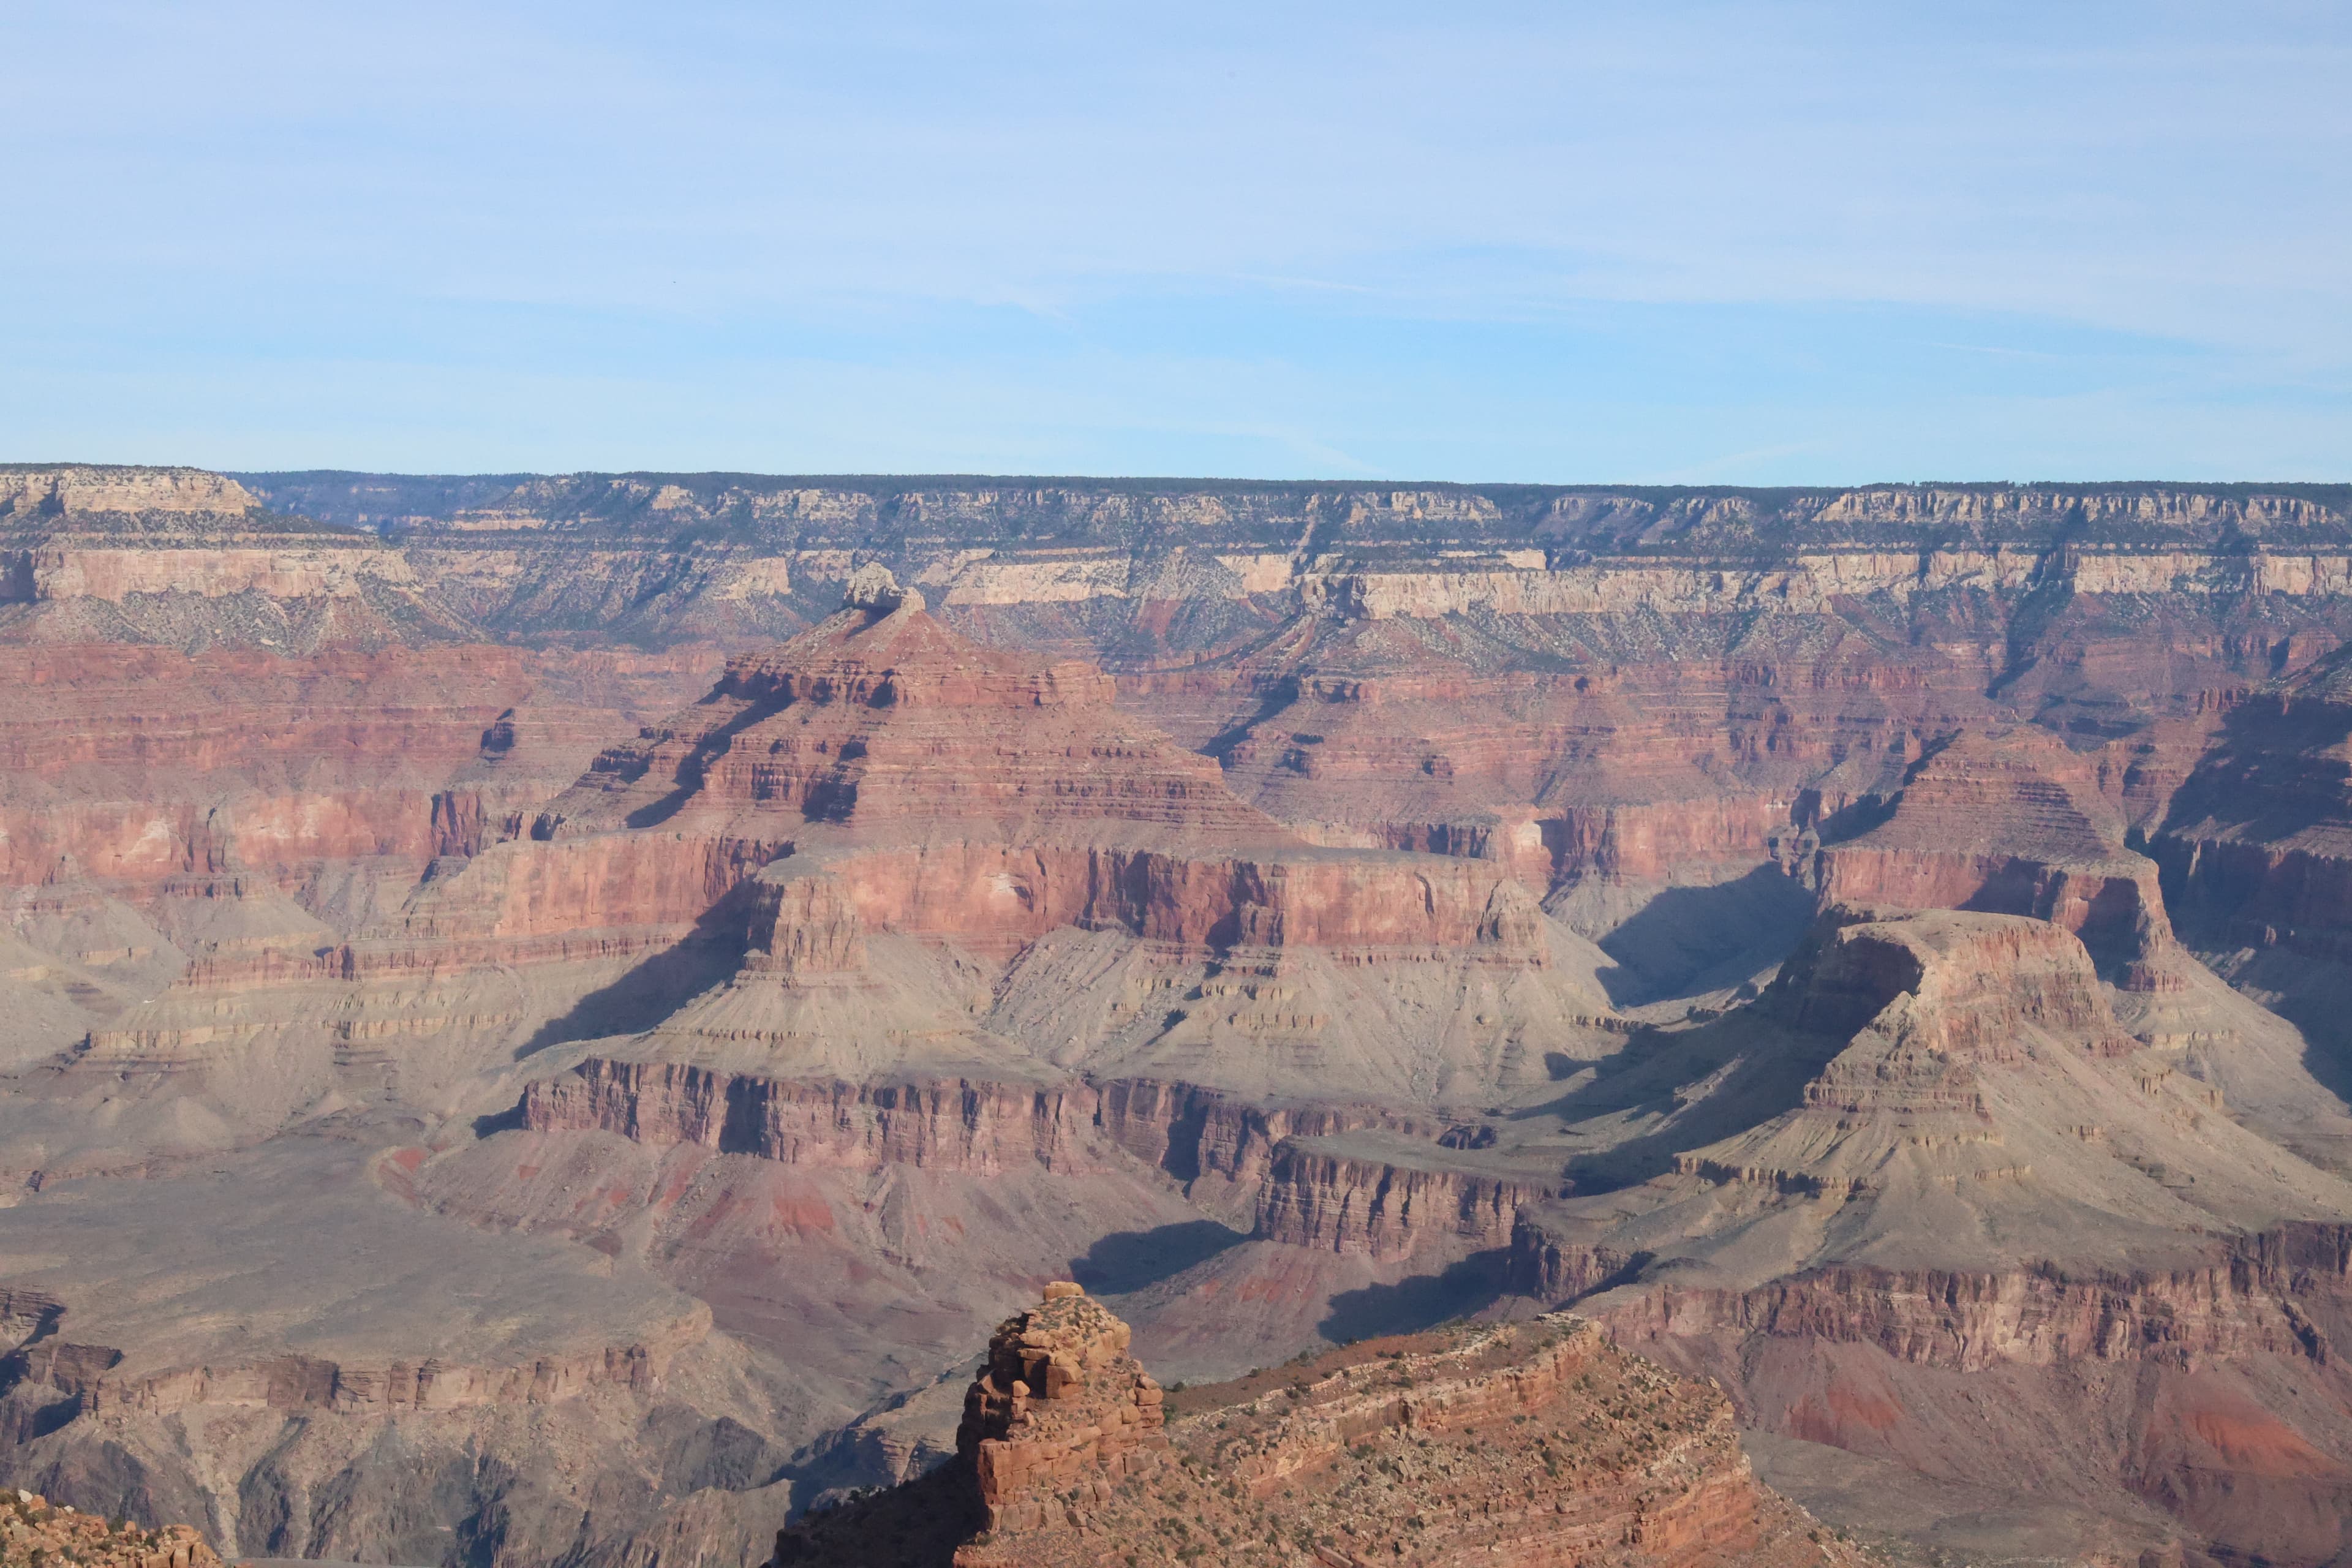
8, 466, 2352, 1564
0, 1488, 217, 1568
773, 1283, 1855, 1568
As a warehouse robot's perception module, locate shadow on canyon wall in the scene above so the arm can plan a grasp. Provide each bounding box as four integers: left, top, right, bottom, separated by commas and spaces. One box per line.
1067, 1219, 1248, 1296
514, 899, 753, 1059
1592, 864, 1815, 1008
1317, 1250, 1511, 1344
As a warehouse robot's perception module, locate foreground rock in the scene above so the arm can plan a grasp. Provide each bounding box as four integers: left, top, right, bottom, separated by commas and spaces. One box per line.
772, 1284, 1854, 1568
0, 1490, 217, 1568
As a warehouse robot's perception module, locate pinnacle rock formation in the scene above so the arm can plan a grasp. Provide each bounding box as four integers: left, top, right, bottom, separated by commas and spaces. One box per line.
956, 1281, 1168, 1538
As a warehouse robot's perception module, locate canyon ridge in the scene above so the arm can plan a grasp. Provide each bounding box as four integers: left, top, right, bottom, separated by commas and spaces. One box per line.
9, 466, 2352, 1566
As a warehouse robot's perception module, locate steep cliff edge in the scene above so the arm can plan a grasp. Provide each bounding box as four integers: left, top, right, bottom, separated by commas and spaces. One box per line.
0, 466, 462, 651
772, 1284, 1855, 1568
1812, 728, 2177, 984
2153, 645, 2352, 1127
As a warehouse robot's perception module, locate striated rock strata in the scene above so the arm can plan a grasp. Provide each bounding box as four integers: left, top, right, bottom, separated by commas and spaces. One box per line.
772, 1284, 1853, 1568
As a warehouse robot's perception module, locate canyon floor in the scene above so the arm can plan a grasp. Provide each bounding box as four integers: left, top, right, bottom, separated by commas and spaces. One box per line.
10, 468, 2352, 1566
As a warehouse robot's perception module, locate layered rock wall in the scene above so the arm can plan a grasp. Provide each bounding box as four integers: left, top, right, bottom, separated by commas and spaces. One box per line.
1588, 1233, 2346, 1374
523, 1061, 1100, 1175
1251, 1144, 1542, 1260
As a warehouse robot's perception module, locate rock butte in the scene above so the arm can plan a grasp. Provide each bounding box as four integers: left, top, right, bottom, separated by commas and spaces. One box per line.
6, 468, 2352, 1565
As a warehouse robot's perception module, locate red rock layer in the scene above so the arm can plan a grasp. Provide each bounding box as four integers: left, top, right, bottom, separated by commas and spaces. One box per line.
523, 1061, 1099, 1175
1812, 728, 2179, 984
954, 1283, 1169, 1536
1197, 652, 1983, 895
1, 1490, 221, 1568
1540, 1221, 2350, 1373
1251, 1143, 1541, 1261
749, 843, 1550, 963
345, 598, 1555, 986
775, 1289, 1852, 1568
0, 642, 714, 897
538, 599, 1273, 840
1518, 1223, 2352, 1568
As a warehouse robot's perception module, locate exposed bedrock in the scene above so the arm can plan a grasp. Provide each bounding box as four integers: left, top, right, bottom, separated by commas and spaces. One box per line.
1779, 903, 2136, 1071
1561, 1242, 2352, 1568
1094, 1076, 1445, 1185
20, 1334, 687, 1420
525, 1059, 1549, 1268
778, 1286, 1854, 1568
0, 641, 716, 899
1811, 728, 2182, 985
355, 829, 793, 964
745, 843, 1550, 962
0, 1139, 788, 1568
20, 471, 2352, 1566
1518, 1217, 2350, 1373
954, 1284, 1168, 1537
1491, 899, 2352, 1564
2155, 652, 2352, 952
1250, 1142, 1541, 1261
524, 1061, 1101, 1175
353, 598, 1557, 986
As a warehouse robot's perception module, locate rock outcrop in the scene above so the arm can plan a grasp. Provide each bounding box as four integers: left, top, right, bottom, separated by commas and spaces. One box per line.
955, 1282, 1169, 1537
1532, 905, 2352, 1277
773, 1286, 1855, 1568
0, 1490, 218, 1568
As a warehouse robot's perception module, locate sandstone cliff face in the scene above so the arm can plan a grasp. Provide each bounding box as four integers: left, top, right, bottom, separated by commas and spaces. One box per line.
524, 1061, 1100, 1175
2155, 648, 2352, 961
1809, 728, 2188, 998
246, 471, 2352, 564
775, 1286, 1855, 1568
1250, 1140, 1540, 1261
1532, 1221, 2350, 1374
0, 465, 258, 520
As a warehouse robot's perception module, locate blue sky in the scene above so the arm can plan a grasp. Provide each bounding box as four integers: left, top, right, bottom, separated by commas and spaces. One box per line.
2, 1, 2346, 482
